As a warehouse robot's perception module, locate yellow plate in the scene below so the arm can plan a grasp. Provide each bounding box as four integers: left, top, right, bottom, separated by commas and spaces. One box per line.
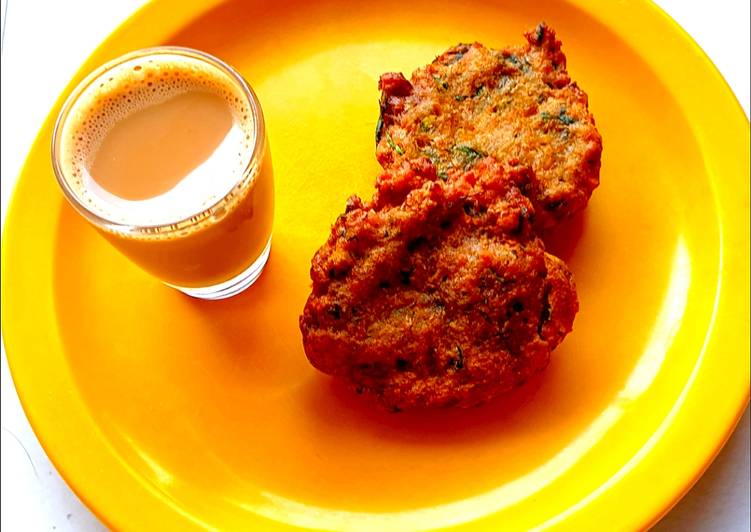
2, 0, 749, 530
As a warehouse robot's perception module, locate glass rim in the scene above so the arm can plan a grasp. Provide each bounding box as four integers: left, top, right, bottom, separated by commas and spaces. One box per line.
50, 45, 266, 236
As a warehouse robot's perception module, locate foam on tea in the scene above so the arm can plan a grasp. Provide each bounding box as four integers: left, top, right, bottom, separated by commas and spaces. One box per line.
58, 53, 256, 228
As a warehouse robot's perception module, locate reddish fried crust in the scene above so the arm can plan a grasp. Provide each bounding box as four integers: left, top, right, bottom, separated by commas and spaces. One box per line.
299, 160, 578, 410
376, 23, 602, 228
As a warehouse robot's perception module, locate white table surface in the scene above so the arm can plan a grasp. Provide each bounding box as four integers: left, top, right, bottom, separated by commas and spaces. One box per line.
1, 1, 748, 530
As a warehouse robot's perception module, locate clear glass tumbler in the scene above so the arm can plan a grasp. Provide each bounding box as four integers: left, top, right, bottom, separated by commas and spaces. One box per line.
51, 47, 274, 300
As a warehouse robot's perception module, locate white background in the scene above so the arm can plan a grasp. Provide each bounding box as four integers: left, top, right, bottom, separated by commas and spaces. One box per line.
1, 1, 748, 531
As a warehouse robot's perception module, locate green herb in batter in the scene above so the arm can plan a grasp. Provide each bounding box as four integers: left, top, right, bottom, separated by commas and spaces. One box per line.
419, 117, 435, 132
541, 108, 576, 125
437, 170, 449, 181
433, 75, 449, 90
505, 53, 531, 73
454, 95, 467, 102
452, 145, 486, 168
558, 109, 575, 125
386, 132, 405, 155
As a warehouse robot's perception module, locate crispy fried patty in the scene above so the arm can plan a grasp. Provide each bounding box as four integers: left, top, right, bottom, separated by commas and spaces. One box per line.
299, 159, 578, 409
376, 23, 602, 228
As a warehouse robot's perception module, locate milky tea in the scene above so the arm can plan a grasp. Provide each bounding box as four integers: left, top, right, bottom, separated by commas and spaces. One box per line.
53, 48, 273, 299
